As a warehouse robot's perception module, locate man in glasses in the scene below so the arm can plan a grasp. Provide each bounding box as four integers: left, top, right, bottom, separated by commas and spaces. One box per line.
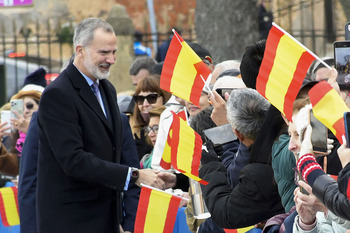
36, 18, 173, 233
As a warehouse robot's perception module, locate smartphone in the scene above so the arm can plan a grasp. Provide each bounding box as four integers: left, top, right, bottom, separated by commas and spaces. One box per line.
203, 124, 237, 147
344, 112, 350, 148
10, 99, 23, 119
1, 110, 11, 133
310, 110, 328, 156
215, 88, 235, 100
334, 41, 350, 89
345, 22, 350, 41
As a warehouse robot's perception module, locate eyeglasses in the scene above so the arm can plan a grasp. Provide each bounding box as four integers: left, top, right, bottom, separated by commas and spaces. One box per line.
134, 94, 161, 105
145, 124, 159, 134
25, 103, 34, 110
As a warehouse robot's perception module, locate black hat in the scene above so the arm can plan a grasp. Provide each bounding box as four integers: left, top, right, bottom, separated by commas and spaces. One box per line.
23, 68, 47, 88
188, 42, 213, 64
296, 79, 318, 99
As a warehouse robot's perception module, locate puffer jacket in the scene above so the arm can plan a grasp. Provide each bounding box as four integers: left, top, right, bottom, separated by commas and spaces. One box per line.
312, 174, 350, 221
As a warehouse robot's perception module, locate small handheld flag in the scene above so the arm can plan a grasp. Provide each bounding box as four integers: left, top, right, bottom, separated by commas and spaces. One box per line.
160, 30, 212, 107
134, 185, 182, 233
256, 23, 317, 121
160, 111, 208, 185
0, 187, 19, 226
309, 81, 349, 143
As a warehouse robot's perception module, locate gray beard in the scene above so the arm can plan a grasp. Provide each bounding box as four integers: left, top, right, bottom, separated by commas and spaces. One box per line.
83, 51, 110, 80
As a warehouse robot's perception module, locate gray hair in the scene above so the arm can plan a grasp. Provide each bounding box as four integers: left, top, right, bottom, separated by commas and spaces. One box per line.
73, 17, 114, 50
129, 56, 157, 75
226, 88, 270, 140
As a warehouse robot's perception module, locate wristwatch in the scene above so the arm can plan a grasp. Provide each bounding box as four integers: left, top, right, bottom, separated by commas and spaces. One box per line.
130, 167, 139, 184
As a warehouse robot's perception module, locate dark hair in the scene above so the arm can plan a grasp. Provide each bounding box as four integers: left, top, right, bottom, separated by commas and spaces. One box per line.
240, 40, 266, 89
129, 57, 157, 76
190, 106, 216, 142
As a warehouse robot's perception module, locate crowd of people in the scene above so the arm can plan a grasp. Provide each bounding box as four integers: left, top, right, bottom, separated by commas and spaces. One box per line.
0, 16, 349, 233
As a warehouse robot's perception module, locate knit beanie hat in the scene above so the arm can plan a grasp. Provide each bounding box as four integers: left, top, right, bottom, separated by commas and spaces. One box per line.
11, 84, 44, 102
23, 68, 47, 88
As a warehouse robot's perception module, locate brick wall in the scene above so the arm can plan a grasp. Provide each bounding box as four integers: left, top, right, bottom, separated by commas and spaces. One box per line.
116, 0, 196, 33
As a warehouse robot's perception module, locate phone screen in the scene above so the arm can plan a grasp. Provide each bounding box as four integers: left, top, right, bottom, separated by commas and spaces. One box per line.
310, 110, 328, 155
344, 112, 350, 148
334, 41, 350, 89
215, 88, 234, 100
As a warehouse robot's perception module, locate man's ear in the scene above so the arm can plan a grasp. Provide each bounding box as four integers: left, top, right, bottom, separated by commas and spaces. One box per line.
75, 45, 84, 56
281, 113, 290, 126
233, 129, 244, 142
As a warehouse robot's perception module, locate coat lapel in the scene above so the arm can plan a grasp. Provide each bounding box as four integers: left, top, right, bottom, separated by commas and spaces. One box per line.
66, 63, 113, 134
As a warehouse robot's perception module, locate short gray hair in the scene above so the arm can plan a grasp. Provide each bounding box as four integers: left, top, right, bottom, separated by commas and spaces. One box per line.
73, 17, 114, 50
129, 57, 157, 75
226, 88, 270, 140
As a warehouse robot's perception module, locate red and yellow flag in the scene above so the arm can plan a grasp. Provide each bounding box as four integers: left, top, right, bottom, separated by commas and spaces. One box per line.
160, 30, 211, 107
134, 186, 181, 233
0, 187, 19, 227
160, 111, 208, 185
256, 24, 316, 121
309, 81, 349, 143
224, 226, 254, 233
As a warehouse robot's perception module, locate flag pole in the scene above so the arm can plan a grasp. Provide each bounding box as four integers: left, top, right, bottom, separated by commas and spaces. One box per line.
272, 22, 332, 70
140, 183, 190, 201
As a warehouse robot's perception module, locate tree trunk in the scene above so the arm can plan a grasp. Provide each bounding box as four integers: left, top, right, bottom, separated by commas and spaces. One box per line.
195, 0, 260, 63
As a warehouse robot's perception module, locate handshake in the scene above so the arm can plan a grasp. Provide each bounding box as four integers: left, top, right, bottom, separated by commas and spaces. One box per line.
133, 168, 177, 190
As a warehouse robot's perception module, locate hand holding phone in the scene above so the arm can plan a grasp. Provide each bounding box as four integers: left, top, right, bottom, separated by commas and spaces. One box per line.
215, 88, 234, 100
1, 111, 11, 134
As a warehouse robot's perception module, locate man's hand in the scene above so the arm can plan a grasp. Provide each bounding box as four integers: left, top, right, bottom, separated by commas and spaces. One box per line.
137, 169, 165, 189
157, 172, 176, 189
210, 90, 228, 126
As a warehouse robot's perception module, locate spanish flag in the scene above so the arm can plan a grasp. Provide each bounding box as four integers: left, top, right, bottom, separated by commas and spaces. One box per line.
224, 226, 254, 233
0, 187, 19, 227
160, 111, 208, 185
134, 185, 181, 233
309, 81, 349, 143
160, 30, 211, 107
256, 23, 316, 121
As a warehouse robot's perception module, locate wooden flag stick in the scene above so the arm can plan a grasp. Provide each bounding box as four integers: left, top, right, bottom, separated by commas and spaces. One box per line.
140, 183, 190, 201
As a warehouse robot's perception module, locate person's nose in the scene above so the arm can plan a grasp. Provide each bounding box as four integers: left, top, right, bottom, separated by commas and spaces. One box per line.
106, 53, 116, 65
288, 139, 297, 152
148, 130, 156, 137
143, 99, 150, 106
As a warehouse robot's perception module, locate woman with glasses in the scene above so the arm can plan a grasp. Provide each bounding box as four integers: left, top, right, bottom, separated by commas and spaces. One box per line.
0, 84, 44, 175
130, 75, 171, 160
140, 106, 166, 169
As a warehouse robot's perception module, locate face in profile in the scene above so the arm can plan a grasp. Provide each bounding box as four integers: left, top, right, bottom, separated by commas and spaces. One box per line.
185, 91, 210, 117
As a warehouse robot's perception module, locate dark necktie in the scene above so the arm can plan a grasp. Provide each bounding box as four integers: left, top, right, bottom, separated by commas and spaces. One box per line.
91, 82, 106, 117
